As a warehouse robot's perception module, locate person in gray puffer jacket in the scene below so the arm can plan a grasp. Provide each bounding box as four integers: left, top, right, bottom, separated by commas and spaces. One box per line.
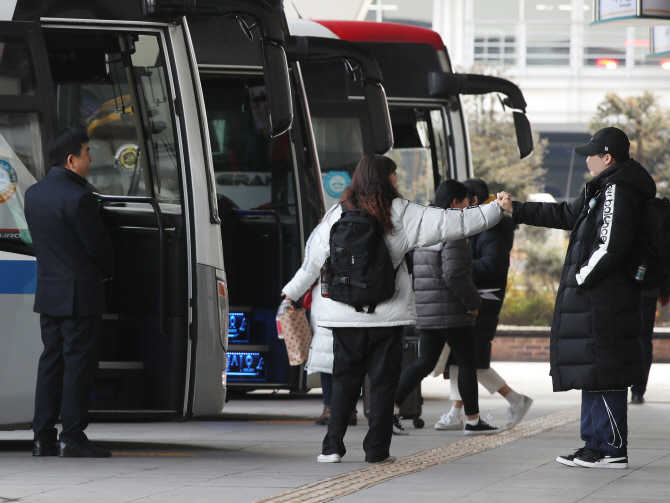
393, 180, 502, 436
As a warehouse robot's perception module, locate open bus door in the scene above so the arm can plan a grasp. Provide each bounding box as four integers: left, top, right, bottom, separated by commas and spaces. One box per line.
0, 20, 58, 429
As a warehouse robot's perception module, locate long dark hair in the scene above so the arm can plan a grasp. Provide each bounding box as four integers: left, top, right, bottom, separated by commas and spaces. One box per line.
341, 154, 401, 234
463, 178, 489, 206
434, 180, 468, 210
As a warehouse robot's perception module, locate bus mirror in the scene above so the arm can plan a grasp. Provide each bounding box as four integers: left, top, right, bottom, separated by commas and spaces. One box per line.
144, 0, 292, 136
285, 36, 392, 153
429, 72, 534, 159
364, 82, 393, 154
513, 112, 534, 160
261, 41, 293, 137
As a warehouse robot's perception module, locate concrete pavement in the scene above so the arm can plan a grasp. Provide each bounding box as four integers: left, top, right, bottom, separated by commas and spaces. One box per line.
1, 362, 669, 502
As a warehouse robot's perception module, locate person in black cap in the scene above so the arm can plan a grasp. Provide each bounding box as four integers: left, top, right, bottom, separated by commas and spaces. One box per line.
504, 126, 655, 469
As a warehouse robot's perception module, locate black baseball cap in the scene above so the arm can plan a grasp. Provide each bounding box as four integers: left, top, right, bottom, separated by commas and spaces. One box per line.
574, 127, 630, 158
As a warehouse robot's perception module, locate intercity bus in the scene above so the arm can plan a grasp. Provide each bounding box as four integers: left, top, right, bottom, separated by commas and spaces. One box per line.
189, 3, 393, 394
290, 19, 534, 207
0, 0, 297, 428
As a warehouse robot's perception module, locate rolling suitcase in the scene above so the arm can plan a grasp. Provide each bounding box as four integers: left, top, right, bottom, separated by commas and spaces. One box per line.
363, 336, 424, 428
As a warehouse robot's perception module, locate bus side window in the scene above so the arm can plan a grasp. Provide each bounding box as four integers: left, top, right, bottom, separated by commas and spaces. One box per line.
0, 38, 49, 255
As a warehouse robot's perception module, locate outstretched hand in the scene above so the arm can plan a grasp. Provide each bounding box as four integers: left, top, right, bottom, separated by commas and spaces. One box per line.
494, 191, 513, 213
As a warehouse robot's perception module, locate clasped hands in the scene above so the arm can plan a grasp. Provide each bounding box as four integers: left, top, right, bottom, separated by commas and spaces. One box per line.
494, 191, 513, 213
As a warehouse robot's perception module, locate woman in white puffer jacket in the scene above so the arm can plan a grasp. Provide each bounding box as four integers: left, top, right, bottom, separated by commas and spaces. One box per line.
282, 154, 512, 464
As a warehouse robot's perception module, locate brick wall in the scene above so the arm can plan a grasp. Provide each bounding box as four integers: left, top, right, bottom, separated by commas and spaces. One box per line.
491, 326, 670, 363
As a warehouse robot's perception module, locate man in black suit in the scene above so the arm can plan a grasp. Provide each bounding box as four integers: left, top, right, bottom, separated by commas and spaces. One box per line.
25, 128, 114, 458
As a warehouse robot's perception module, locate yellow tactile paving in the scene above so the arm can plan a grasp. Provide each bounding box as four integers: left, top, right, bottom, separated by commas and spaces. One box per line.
253, 406, 581, 503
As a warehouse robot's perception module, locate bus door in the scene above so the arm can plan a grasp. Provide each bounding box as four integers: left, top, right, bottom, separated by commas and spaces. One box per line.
36, 20, 228, 417
385, 104, 453, 204
0, 20, 57, 429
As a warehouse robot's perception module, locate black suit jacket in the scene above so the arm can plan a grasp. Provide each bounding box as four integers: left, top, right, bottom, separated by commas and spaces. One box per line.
25, 166, 114, 316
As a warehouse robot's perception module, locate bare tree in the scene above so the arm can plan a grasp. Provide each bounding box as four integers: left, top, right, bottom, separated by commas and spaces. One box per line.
589, 91, 670, 196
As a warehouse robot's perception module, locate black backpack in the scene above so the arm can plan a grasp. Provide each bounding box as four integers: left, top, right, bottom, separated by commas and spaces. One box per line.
326, 204, 397, 313
627, 196, 670, 289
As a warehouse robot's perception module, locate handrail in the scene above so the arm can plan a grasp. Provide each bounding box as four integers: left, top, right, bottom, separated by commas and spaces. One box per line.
235, 209, 283, 293
98, 195, 166, 339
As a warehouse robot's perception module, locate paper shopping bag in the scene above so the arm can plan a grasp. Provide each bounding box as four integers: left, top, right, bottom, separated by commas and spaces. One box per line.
278, 305, 313, 366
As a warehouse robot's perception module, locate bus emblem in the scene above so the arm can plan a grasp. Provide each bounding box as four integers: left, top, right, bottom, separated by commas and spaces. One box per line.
114, 144, 141, 174
0, 160, 18, 203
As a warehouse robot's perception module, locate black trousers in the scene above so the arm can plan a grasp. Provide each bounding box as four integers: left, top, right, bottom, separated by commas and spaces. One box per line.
322, 326, 403, 463
32, 314, 101, 445
395, 326, 479, 416
631, 296, 657, 396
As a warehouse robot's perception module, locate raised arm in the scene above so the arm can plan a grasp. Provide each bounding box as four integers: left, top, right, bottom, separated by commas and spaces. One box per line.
401, 200, 505, 252
512, 194, 583, 231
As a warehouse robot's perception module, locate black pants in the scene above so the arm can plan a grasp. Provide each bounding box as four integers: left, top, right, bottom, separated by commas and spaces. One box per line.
32, 314, 101, 445
631, 296, 656, 397
322, 326, 403, 463
395, 326, 479, 416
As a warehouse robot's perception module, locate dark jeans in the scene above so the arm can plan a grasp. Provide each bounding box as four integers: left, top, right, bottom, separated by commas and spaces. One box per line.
322, 326, 403, 463
631, 296, 656, 397
321, 372, 333, 406
32, 314, 101, 446
395, 326, 479, 416
581, 389, 628, 457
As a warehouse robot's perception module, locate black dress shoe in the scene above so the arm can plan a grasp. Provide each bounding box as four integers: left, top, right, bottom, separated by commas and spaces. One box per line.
58, 442, 112, 458
33, 440, 59, 457
631, 393, 645, 404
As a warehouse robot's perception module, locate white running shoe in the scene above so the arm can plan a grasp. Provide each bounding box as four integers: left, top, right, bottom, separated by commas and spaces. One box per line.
506, 395, 533, 430
434, 413, 463, 430
317, 453, 342, 463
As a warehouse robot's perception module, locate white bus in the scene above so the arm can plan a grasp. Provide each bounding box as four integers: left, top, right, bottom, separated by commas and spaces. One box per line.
0, 0, 297, 428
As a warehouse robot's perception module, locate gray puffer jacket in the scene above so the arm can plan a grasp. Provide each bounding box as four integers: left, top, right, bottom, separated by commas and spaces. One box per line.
413, 238, 481, 329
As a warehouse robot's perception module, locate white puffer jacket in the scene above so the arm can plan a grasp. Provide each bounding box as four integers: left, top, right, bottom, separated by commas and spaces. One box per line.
304, 280, 334, 374
282, 198, 504, 328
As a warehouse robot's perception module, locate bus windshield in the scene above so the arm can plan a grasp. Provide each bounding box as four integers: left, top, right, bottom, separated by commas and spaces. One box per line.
201, 74, 297, 216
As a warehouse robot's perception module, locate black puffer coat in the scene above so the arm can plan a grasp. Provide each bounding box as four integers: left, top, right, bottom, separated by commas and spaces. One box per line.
469, 216, 516, 368
413, 239, 481, 329
513, 159, 655, 392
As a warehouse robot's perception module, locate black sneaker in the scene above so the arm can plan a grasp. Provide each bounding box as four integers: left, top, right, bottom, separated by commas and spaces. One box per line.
463, 418, 503, 436
573, 449, 628, 469
392, 414, 408, 435
556, 447, 594, 467
630, 393, 645, 404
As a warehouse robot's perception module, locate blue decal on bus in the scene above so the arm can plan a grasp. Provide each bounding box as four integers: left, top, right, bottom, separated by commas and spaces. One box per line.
226, 351, 266, 381
228, 312, 249, 342
0, 260, 37, 294
323, 171, 351, 198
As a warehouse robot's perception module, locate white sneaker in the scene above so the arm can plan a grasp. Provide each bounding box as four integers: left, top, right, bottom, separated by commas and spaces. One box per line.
317, 453, 341, 463
434, 413, 463, 430
506, 395, 533, 430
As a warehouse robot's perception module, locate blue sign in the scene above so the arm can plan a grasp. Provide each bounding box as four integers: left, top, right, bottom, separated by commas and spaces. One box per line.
228, 312, 249, 342
323, 171, 351, 198
226, 352, 266, 381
